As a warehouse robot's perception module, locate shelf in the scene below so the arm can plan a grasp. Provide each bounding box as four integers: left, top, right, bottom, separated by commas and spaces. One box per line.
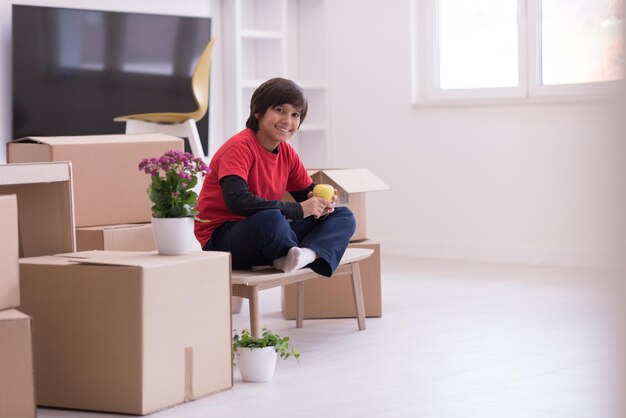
298, 123, 327, 132
240, 39, 285, 81
242, 80, 326, 92
240, 0, 285, 33
241, 29, 284, 39
241, 79, 266, 89
299, 81, 327, 90
226, 0, 328, 166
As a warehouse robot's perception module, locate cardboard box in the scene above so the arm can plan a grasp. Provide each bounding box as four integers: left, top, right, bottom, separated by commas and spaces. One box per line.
19, 250, 232, 415
0, 195, 20, 310
8, 133, 184, 227
0, 309, 36, 418
281, 241, 382, 319
76, 223, 156, 251
0, 162, 75, 257
285, 169, 389, 241
310, 169, 389, 241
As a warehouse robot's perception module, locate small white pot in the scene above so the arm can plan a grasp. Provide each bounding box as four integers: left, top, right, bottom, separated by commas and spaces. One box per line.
236, 346, 278, 382
151, 217, 195, 255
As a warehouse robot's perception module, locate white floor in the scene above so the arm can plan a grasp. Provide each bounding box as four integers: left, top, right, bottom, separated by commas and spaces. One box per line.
39, 257, 624, 418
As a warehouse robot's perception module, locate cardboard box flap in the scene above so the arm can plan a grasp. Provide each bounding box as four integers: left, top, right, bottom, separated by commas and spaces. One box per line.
78, 224, 148, 232
0, 161, 71, 184
315, 169, 390, 193
0, 162, 76, 257
12, 133, 181, 146
19, 256, 74, 267
55, 250, 118, 260
54, 250, 229, 269
0, 309, 31, 321
20, 252, 151, 268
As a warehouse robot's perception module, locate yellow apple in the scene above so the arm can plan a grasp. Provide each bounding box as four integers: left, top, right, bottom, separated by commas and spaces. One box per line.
312, 184, 335, 202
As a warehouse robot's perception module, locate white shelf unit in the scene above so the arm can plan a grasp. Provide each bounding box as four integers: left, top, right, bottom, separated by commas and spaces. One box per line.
287, 0, 328, 168
223, 0, 329, 167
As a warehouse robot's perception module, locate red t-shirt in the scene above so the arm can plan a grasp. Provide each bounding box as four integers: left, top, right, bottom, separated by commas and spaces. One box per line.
194, 128, 312, 247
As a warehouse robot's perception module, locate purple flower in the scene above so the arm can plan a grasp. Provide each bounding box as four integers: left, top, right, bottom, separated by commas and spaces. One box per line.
138, 149, 209, 218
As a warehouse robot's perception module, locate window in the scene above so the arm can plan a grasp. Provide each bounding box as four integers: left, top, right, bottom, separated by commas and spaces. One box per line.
410, 0, 624, 103
438, 0, 520, 89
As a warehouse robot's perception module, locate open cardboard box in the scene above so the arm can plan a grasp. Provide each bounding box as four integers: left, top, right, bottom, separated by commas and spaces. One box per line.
8, 133, 183, 227
0, 162, 75, 258
19, 250, 232, 415
0, 309, 36, 418
0, 194, 20, 310
285, 168, 390, 241
309, 169, 389, 241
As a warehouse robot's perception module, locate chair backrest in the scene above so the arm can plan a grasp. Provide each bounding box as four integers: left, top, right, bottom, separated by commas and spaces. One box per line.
189, 37, 217, 122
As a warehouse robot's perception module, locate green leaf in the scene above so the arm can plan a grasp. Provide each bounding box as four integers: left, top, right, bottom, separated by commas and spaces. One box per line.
232, 328, 300, 363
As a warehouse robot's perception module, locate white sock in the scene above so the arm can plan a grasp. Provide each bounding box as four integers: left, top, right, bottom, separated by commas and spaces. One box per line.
273, 247, 317, 273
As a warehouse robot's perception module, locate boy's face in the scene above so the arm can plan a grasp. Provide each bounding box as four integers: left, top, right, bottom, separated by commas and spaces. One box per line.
255, 103, 301, 151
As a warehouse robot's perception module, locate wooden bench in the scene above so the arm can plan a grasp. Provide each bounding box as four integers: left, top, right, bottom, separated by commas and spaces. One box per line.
231, 248, 374, 336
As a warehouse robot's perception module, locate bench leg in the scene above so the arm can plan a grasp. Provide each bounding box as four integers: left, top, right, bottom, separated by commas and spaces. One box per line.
296, 281, 305, 328
249, 287, 260, 337
350, 262, 366, 330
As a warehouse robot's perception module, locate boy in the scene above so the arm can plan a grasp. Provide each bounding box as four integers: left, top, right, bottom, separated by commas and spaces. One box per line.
195, 77, 355, 276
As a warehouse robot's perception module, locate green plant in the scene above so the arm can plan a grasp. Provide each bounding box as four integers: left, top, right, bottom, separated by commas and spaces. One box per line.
233, 328, 300, 361
138, 150, 209, 218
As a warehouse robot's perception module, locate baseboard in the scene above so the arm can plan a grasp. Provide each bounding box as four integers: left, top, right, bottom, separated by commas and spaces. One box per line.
376, 238, 617, 268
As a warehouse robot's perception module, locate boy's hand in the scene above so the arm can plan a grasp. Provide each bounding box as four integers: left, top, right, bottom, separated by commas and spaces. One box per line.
301, 189, 337, 218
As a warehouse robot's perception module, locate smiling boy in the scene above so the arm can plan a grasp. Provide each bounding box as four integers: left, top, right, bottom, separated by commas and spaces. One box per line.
195, 77, 356, 276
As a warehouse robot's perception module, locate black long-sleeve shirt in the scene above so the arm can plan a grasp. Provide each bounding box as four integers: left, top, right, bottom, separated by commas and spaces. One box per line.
219, 175, 314, 221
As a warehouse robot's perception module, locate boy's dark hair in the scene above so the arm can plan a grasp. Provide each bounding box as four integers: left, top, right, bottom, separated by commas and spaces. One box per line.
245, 77, 308, 132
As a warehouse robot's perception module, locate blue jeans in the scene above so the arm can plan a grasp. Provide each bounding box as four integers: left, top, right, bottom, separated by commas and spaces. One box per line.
203, 207, 356, 277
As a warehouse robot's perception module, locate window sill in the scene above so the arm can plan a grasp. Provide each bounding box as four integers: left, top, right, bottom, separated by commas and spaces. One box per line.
411, 91, 623, 108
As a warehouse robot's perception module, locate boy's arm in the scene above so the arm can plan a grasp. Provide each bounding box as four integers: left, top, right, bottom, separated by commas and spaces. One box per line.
220, 175, 306, 220
288, 183, 315, 202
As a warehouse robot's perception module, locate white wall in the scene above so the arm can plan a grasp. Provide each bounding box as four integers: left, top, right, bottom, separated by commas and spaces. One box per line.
0, 0, 224, 163
2, 0, 623, 268
326, 0, 625, 267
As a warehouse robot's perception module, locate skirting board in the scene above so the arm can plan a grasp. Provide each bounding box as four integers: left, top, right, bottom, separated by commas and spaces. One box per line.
377, 238, 619, 269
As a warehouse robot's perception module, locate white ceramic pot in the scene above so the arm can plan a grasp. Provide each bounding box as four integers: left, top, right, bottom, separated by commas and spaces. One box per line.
236, 346, 278, 382
151, 217, 195, 255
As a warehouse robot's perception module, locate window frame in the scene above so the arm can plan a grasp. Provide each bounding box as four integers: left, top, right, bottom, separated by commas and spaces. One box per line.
410, 0, 623, 105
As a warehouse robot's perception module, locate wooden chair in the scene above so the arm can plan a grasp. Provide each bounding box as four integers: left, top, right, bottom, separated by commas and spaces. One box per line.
231, 248, 374, 336
113, 38, 217, 160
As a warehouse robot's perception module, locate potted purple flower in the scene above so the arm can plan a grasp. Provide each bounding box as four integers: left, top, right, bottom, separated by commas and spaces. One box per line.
138, 150, 209, 255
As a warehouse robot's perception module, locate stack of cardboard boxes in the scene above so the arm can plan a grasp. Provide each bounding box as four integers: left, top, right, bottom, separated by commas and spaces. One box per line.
0, 161, 76, 418
8, 134, 183, 251
2, 134, 233, 415
0, 193, 36, 418
0, 134, 389, 414
281, 169, 390, 320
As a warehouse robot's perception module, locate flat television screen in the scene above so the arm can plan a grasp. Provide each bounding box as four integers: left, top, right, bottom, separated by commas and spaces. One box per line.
12, 5, 211, 154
